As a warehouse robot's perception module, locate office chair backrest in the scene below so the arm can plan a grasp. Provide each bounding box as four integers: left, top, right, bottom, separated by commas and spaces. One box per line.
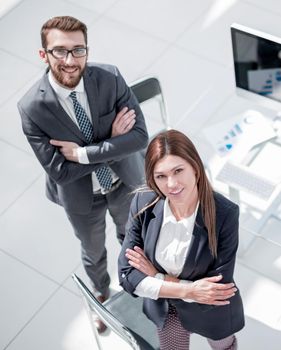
130, 77, 162, 103
130, 76, 170, 134
72, 274, 157, 350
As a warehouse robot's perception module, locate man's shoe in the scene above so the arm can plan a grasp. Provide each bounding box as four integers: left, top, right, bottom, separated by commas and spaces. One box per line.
93, 291, 110, 334
94, 317, 107, 334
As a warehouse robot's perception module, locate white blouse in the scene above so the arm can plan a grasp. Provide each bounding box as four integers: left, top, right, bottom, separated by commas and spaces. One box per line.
134, 199, 199, 301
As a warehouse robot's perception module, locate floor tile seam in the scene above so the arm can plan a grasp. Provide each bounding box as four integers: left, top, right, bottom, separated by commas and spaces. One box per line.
173, 86, 228, 129
1, 244, 83, 299
58, 261, 84, 298
138, 40, 230, 84
135, 66, 233, 137
240, 229, 281, 249
239, 215, 281, 249
61, 256, 122, 298
86, 11, 114, 32
0, 137, 34, 158
63, 0, 121, 19
104, 0, 122, 13
170, 0, 252, 59
95, 13, 172, 46
171, 3, 269, 71
270, 213, 281, 222
170, 0, 221, 46
236, 259, 281, 287
2, 283, 67, 350
60, 283, 82, 298
0, 247, 67, 287
194, 92, 235, 131
0, 0, 22, 20
107, 0, 213, 46
0, 47, 42, 69
134, 41, 174, 81
0, 68, 43, 109
173, 41, 231, 69
61, 0, 107, 28
242, 0, 281, 18
0, 172, 43, 217
174, 91, 234, 137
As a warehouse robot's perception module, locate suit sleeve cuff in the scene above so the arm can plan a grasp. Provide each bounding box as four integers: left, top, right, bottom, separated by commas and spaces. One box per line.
179, 280, 195, 303
76, 147, 90, 164
134, 276, 163, 300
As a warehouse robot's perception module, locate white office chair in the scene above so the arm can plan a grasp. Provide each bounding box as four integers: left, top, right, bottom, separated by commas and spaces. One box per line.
130, 76, 170, 139
72, 274, 160, 350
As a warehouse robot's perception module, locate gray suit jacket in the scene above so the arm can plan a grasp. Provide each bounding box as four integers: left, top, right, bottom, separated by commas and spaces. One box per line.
18, 63, 148, 214
118, 191, 245, 340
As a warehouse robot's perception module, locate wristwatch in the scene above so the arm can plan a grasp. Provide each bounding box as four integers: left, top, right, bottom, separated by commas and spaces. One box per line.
154, 273, 165, 280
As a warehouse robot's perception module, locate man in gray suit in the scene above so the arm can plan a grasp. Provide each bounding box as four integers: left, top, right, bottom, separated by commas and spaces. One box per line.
18, 16, 148, 332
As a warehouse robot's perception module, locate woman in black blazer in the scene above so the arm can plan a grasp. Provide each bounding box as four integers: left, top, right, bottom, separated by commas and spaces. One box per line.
118, 130, 244, 349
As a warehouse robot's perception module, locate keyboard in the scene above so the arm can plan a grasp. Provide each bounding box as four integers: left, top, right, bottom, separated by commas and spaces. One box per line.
216, 161, 277, 200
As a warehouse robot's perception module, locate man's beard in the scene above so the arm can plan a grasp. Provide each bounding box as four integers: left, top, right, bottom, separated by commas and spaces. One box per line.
50, 64, 85, 89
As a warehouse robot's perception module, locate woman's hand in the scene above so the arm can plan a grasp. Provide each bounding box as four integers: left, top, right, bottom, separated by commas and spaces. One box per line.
125, 246, 158, 277
188, 275, 237, 306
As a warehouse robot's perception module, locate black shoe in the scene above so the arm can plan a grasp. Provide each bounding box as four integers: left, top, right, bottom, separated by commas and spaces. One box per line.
93, 290, 110, 334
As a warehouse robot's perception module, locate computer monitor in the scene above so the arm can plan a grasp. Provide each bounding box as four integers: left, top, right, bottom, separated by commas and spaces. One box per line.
231, 23, 281, 112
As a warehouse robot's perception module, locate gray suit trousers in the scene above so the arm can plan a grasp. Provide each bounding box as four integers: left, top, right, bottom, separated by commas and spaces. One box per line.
66, 182, 133, 295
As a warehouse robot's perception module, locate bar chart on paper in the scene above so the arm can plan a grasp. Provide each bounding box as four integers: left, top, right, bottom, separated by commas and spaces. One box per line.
202, 110, 276, 160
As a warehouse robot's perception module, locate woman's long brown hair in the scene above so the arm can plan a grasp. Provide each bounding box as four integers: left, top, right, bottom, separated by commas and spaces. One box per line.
144, 129, 217, 257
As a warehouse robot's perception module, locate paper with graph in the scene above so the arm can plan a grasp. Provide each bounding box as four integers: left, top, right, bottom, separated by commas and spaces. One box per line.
202, 111, 276, 160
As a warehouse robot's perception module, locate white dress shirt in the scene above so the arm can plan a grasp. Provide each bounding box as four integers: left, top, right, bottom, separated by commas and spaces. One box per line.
134, 199, 199, 302
48, 72, 118, 192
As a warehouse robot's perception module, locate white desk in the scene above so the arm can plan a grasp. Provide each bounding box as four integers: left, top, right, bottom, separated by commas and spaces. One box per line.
202, 110, 281, 235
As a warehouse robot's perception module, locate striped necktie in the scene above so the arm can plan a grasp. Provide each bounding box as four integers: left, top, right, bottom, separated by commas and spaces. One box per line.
69, 91, 113, 191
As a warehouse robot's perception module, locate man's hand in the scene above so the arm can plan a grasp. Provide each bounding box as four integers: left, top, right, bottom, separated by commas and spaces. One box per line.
111, 107, 136, 137
50, 139, 80, 162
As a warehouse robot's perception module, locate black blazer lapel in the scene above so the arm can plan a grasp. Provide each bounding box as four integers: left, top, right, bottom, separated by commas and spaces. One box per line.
179, 206, 208, 279
144, 199, 165, 272
40, 74, 87, 142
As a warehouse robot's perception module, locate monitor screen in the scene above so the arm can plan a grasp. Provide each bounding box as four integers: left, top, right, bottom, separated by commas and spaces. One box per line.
231, 24, 281, 107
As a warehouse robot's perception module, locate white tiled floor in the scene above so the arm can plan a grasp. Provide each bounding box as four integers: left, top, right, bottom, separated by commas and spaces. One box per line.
1, 0, 281, 349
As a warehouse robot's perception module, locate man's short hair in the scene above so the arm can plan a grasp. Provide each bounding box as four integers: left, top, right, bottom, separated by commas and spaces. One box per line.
41, 16, 87, 48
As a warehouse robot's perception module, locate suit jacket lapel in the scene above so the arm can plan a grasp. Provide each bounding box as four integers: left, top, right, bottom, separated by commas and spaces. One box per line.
40, 73, 87, 142
144, 198, 165, 272
179, 205, 208, 279
84, 67, 99, 140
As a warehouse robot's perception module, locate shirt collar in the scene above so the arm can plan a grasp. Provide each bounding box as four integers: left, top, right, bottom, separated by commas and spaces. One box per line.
162, 199, 177, 225
162, 198, 199, 228
48, 71, 85, 100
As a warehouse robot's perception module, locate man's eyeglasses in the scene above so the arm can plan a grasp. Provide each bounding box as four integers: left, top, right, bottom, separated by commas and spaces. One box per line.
45, 47, 88, 59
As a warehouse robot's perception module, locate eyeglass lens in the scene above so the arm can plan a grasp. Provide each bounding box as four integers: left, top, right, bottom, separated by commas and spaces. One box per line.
48, 48, 87, 58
